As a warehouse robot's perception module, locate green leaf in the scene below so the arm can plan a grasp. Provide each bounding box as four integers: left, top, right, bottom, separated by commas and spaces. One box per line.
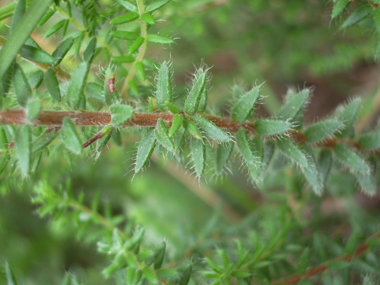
141, 12, 155, 25
135, 128, 156, 172
165, 101, 181, 114
279, 89, 309, 120
129, 37, 144, 54
191, 137, 205, 177
13, 63, 32, 107
0, 0, 54, 81
110, 104, 134, 127
45, 19, 66, 38
215, 141, 234, 175
355, 172, 376, 195
153, 242, 166, 269
249, 137, 264, 184
82, 37, 97, 63
277, 138, 308, 167
52, 37, 74, 66
135, 61, 146, 82
73, 32, 85, 59
38, 6, 56, 26
304, 119, 343, 143
359, 132, 380, 150
146, 0, 171, 12
28, 70, 44, 89
332, 0, 350, 19
192, 116, 230, 142
236, 128, 258, 166
146, 34, 173, 44
297, 248, 310, 273
116, 0, 137, 12
20, 45, 54, 64
112, 55, 135, 63
110, 12, 139, 25
255, 119, 291, 136
301, 146, 324, 195
342, 5, 372, 28
155, 119, 174, 152
169, 114, 183, 137
156, 62, 173, 111
334, 143, 370, 173
45, 68, 61, 102
0, 63, 14, 97
5, 262, 17, 285
85, 82, 104, 102
336, 98, 361, 138
0, 152, 10, 176
66, 61, 90, 109
111, 31, 139, 40
178, 264, 192, 285
373, 8, 380, 35
318, 149, 332, 185
0, 127, 8, 150
184, 69, 207, 115
15, 125, 31, 177
198, 86, 208, 112
173, 125, 186, 151
61, 117, 82, 155
231, 85, 261, 123
26, 98, 41, 122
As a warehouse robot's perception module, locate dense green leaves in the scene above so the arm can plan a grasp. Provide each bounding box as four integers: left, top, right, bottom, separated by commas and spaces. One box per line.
231, 85, 261, 124
0, 0, 54, 81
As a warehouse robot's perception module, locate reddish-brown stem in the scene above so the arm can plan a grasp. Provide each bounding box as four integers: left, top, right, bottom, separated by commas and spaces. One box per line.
0, 109, 376, 154
272, 231, 380, 284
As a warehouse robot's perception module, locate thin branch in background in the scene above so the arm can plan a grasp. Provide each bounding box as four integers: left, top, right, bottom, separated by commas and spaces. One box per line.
272, 231, 380, 284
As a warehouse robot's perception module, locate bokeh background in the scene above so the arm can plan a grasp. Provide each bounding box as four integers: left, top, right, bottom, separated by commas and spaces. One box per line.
1, 0, 380, 284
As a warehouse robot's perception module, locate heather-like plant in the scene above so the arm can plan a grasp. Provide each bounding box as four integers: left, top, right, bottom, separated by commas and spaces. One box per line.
1, 0, 380, 284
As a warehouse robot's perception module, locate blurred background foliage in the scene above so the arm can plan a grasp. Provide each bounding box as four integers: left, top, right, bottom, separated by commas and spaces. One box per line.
1, 0, 380, 284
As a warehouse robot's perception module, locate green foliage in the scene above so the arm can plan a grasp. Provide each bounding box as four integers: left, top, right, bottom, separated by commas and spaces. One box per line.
1, 0, 380, 284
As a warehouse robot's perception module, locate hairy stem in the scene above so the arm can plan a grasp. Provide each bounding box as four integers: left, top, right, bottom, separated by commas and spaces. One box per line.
0, 109, 372, 153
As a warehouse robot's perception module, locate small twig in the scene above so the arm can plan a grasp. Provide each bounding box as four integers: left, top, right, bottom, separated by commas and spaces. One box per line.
0, 109, 376, 154
271, 231, 380, 284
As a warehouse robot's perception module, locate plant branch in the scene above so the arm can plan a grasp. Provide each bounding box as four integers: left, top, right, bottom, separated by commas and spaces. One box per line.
0, 109, 375, 154
271, 231, 380, 284
120, 0, 148, 98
